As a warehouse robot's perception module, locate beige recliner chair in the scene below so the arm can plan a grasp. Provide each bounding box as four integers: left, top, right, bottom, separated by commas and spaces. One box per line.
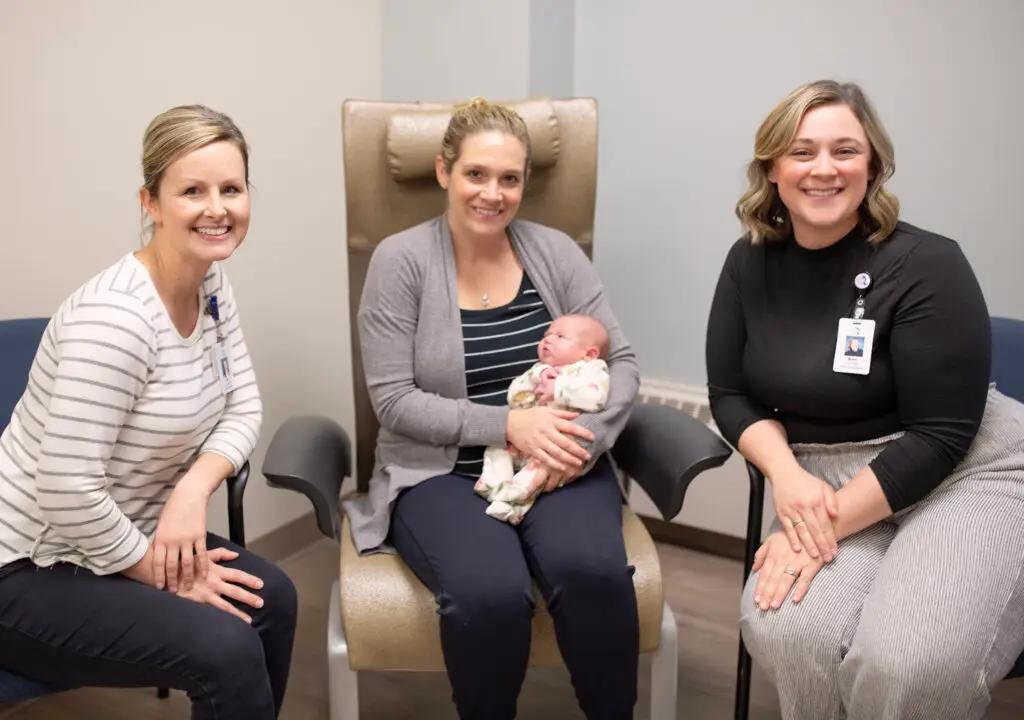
262, 97, 733, 720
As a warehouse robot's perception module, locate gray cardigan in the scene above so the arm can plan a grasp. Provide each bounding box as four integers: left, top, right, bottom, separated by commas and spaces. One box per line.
343, 216, 640, 554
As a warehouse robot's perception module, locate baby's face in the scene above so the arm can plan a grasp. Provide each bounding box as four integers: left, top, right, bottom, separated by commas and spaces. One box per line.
538, 317, 595, 366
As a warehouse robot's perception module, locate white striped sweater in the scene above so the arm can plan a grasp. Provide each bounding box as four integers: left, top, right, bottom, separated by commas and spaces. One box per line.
0, 253, 262, 575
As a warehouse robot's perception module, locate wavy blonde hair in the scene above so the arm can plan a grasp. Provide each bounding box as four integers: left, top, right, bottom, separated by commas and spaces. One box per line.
736, 80, 899, 244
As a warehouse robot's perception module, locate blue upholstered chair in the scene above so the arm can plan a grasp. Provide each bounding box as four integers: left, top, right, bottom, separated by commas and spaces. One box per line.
0, 317, 250, 703
734, 315, 1024, 719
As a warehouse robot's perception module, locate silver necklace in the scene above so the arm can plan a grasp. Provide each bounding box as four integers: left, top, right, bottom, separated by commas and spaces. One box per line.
480, 293, 491, 308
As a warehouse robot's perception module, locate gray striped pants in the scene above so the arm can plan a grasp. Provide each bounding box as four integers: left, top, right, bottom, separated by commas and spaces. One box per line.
741, 387, 1024, 720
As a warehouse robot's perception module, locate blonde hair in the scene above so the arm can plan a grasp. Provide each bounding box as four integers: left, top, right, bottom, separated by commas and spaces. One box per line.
440, 97, 531, 174
142, 105, 249, 197
735, 80, 899, 244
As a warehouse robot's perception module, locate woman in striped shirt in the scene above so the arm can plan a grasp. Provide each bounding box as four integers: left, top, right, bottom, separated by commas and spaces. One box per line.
0, 106, 296, 720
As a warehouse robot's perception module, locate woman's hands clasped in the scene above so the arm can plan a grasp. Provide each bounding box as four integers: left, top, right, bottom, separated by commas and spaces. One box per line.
771, 467, 840, 562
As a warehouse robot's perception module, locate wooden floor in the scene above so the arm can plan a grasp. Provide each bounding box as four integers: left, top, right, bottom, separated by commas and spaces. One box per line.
3, 539, 1023, 719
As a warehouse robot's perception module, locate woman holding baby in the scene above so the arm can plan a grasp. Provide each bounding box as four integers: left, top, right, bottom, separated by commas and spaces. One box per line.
344, 98, 641, 720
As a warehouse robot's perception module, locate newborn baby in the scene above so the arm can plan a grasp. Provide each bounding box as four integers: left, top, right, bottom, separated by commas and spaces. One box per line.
474, 314, 611, 524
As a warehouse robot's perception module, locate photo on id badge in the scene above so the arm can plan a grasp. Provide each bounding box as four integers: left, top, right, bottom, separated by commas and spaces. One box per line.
833, 318, 874, 375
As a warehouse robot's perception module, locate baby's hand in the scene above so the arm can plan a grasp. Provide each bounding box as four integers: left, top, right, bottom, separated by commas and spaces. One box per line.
534, 376, 556, 405
539, 366, 560, 382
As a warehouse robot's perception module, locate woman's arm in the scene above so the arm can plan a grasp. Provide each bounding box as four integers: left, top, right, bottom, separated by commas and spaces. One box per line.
34, 296, 157, 576
831, 467, 891, 540
706, 240, 777, 447
556, 238, 639, 457
196, 269, 263, 480
358, 236, 508, 448
707, 241, 838, 559
840, 238, 991, 518
736, 419, 800, 479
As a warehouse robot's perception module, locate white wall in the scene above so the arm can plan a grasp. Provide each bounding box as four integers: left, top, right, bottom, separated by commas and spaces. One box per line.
0, 0, 379, 541
576, 0, 1024, 539
529, 0, 575, 99
576, 0, 1024, 387
381, 0, 531, 101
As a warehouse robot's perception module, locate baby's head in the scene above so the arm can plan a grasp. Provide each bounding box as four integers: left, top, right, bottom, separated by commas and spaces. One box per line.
538, 314, 610, 366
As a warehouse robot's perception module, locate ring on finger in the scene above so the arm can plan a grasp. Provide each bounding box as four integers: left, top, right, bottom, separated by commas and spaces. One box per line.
792, 518, 806, 527
783, 566, 798, 577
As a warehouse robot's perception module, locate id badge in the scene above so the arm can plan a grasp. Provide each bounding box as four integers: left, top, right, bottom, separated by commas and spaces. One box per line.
213, 341, 236, 394
833, 318, 875, 375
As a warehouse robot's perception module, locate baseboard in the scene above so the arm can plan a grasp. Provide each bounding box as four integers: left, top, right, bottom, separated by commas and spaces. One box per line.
639, 514, 745, 562
247, 511, 326, 562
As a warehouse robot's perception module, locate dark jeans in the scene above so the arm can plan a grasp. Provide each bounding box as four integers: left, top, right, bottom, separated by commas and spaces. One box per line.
390, 455, 639, 720
0, 533, 297, 720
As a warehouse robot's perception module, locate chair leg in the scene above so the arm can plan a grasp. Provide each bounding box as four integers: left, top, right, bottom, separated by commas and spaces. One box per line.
328, 579, 359, 720
226, 465, 249, 548
650, 599, 678, 720
735, 642, 752, 720
735, 463, 765, 720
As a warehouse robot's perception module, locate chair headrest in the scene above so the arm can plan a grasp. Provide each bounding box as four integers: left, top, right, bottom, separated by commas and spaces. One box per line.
385, 98, 561, 182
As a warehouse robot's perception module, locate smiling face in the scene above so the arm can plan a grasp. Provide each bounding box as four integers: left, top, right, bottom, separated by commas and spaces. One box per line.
435, 130, 526, 240
769, 103, 871, 249
141, 140, 250, 265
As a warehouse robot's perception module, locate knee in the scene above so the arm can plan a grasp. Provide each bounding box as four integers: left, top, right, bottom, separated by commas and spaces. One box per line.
440, 575, 535, 633
547, 552, 636, 613
258, 563, 299, 633
843, 636, 982, 699
191, 618, 267, 684
739, 581, 843, 671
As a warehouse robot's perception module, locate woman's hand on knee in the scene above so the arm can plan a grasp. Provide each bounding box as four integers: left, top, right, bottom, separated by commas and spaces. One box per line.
152, 483, 211, 594
770, 468, 839, 563
176, 547, 265, 624
752, 531, 825, 611
506, 407, 594, 473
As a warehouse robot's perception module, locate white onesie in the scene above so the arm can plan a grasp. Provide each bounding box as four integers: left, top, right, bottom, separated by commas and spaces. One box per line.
474, 359, 610, 524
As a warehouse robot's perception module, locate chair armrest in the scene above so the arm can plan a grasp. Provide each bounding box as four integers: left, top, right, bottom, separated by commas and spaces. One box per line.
610, 403, 733, 521
225, 461, 249, 547
262, 415, 352, 540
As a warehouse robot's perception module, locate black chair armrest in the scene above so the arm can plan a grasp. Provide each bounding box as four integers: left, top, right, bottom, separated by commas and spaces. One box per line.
225, 461, 249, 547
261, 415, 352, 541
610, 403, 733, 520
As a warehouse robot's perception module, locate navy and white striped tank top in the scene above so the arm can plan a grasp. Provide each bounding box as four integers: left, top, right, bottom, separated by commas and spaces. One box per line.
454, 271, 553, 477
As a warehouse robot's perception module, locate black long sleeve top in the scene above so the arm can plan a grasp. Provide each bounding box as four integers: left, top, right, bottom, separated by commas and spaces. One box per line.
706, 221, 991, 512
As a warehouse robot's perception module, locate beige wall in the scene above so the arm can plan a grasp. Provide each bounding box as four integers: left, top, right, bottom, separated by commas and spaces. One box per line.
0, 0, 380, 541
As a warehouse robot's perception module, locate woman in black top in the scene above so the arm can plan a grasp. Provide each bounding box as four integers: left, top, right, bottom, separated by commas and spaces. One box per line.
707, 80, 1024, 720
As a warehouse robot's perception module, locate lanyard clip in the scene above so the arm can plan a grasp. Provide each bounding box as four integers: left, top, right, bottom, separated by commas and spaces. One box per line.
852, 272, 871, 320
206, 294, 220, 323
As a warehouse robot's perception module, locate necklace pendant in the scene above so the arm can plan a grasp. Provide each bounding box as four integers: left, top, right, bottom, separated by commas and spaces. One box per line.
480, 293, 490, 308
